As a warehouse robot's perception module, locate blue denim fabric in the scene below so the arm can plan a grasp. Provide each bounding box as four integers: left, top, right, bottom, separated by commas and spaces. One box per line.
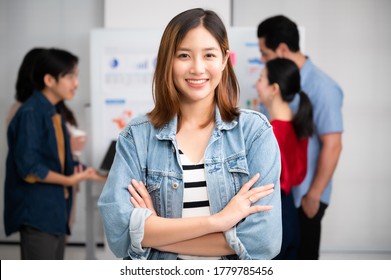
98, 107, 282, 260
4, 91, 74, 236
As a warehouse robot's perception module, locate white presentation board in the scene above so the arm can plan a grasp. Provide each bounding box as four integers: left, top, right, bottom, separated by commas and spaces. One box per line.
90, 29, 162, 169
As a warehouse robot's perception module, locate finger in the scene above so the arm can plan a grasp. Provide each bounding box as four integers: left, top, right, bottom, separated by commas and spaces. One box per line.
130, 196, 140, 208
248, 205, 273, 214
247, 184, 274, 197
128, 184, 147, 208
132, 180, 154, 206
238, 173, 260, 194
130, 180, 147, 203
249, 187, 274, 203
247, 183, 273, 195
138, 181, 154, 206
132, 180, 149, 197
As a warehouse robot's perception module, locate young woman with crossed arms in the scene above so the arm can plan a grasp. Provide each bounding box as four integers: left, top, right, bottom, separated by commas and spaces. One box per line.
98, 8, 282, 260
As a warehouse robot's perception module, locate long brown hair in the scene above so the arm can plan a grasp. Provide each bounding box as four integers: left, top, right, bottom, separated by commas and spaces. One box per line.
148, 8, 240, 128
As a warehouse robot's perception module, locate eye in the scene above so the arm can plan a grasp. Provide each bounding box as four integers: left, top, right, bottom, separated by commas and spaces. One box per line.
66, 73, 77, 79
177, 53, 190, 59
205, 53, 216, 58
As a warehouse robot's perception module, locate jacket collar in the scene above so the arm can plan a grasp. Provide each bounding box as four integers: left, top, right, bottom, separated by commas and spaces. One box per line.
156, 105, 238, 141
33, 90, 58, 116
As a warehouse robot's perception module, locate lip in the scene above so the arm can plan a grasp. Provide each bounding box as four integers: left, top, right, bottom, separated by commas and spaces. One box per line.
186, 79, 208, 88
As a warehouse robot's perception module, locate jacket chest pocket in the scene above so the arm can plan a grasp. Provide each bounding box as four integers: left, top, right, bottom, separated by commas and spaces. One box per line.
146, 172, 163, 216
225, 155, 249, 193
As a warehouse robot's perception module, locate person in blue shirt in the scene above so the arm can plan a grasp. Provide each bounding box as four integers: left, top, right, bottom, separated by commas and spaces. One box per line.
98, 8, 282, 260
4, 48, 103, 259
257, 15, 344, 259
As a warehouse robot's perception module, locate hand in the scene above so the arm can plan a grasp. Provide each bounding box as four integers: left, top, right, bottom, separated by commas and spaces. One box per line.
301, 193, 320, 218
128, 179, 157, 216
70, 164, 98, 185
88, 172, 107, 183
213, 173, 274, 232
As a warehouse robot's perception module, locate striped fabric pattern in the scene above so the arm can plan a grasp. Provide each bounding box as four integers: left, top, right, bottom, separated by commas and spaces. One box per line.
179, 150, 211, 218
178, 150, 220, 260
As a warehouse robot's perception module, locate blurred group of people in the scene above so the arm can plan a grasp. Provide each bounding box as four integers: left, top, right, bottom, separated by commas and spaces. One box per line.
256, 15, 343, 260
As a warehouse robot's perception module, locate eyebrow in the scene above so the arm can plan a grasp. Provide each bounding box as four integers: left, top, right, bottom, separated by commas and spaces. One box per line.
177, 47, 220, 52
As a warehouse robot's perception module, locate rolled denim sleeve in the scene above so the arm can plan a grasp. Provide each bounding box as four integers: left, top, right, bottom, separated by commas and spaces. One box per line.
97, 129, 152, 259
11, 110, 50, 180
225, 113, 282, 259
224, 227, 247, 259
129, 208, 152, 259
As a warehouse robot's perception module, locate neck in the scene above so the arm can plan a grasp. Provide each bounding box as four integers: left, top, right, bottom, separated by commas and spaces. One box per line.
286, 51, 307, 69
42, 89, 60, 105
267, 101, 293, 122
178, 102, 215, 130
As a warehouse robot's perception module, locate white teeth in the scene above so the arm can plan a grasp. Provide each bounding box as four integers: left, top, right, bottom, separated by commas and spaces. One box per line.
187, 79, 207, 84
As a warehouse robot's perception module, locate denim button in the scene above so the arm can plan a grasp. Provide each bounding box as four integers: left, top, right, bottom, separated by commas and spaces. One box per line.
172, 183, 178, 189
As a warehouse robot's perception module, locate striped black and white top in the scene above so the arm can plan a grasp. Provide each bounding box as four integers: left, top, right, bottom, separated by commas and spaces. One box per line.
180, 150, 211, 218
178, 150, 220, 260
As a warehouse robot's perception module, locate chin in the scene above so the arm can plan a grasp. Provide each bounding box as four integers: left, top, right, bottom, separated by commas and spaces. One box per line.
66, 93, 75, 100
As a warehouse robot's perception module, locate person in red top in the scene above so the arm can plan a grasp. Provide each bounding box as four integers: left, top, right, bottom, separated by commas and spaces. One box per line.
256, 58, 314, 259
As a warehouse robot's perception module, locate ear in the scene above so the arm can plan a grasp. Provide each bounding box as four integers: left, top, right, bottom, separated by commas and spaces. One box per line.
271, 83, 280, 97
276, 43, 290, 57
222, 50, 230, 70
43, 74, 56, 88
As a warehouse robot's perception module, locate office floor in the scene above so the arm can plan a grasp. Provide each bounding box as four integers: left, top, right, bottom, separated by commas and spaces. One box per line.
0, 243, 390, 260
0, 243, 118, 260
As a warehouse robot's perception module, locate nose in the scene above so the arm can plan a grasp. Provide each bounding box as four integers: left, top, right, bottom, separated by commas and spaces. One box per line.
74, 77, 79, 89
260, 56, 267, 64
190, 56, 205, 74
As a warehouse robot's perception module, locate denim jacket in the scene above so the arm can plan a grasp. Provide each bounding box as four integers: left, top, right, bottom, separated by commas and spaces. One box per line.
4, 91, 74, 236
98, 107, 282, 260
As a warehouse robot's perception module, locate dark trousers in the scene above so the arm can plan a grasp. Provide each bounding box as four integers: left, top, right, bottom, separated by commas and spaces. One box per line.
20, 225, 65, 260
273, 192, 300, 260
297, 202, 328, 260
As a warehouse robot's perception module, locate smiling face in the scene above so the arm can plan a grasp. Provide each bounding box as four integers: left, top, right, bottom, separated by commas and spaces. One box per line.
44, 66, 79, 104
172, 25, 228, 106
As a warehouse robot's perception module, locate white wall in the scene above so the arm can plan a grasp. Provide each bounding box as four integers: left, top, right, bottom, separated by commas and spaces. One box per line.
104, 0, 231, 28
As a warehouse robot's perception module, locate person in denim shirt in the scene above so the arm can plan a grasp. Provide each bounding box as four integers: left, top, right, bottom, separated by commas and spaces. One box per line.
98, 8, 282, 260
4, 48, 102, 259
